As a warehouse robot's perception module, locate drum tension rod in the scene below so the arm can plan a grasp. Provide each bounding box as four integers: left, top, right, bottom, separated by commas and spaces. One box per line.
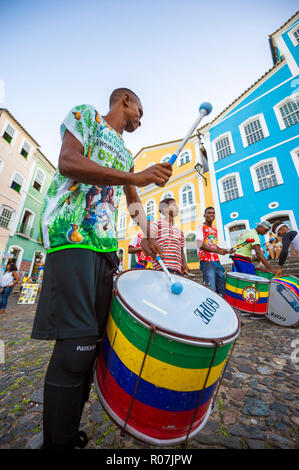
212, 338, 238, 410
183, 340, 220, 447
120, 325, 157, 438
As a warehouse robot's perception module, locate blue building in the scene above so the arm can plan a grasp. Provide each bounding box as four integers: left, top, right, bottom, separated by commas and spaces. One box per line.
200, 12, 299, 259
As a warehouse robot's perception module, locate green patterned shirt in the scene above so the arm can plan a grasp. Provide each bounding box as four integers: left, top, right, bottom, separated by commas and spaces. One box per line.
40, 104, 134, 253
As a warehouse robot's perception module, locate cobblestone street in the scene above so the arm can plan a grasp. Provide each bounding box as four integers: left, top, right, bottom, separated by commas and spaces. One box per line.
0, 292, 298, 450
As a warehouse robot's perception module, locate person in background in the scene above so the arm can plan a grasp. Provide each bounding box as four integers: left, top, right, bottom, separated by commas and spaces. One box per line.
232, 221, 276, 275
272, 220, 299, 277
0, 262, 18, 315
196, 207, 231, 297
128, 230, 152, 269
266, 234, 282, 261
143, 198, 189, 276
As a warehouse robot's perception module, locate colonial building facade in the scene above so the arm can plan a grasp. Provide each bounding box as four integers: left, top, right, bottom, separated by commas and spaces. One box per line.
198, 12, 299, 263
0, 108, 55, 276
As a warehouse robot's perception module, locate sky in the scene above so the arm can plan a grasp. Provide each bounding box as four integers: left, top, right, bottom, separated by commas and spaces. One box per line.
0, 0, 297, 167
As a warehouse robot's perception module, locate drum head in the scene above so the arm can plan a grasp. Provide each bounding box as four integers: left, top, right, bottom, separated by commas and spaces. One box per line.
227, 272, 270, 284
115, 270, 240, 344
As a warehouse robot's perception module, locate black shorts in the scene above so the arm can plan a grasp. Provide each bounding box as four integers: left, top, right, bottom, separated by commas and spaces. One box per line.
31, 249, 119, 341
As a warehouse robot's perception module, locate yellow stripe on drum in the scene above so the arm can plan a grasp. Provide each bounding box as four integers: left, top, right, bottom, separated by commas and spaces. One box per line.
106, 314, 225, 392
225, 285, 268, 297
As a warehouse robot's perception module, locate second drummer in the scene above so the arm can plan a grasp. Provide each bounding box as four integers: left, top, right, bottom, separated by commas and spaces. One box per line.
142, 197, 189, 277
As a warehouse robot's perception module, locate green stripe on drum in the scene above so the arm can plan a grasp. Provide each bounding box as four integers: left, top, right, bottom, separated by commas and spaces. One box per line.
110, 296, 232, 369
226, 275, 269, 292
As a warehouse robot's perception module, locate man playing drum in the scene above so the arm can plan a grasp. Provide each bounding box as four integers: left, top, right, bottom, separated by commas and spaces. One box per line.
31, 88, 172, 449
196, 207, 231, 297
272, 220, 299, 277
232, 221, 276, 275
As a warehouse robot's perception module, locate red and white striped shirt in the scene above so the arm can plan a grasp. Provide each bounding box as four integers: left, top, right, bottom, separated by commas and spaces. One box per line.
150, 219, 185, 273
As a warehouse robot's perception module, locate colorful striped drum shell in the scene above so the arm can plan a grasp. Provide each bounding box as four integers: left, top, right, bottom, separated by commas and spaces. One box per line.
225, 272, 270, 315
94, 269, 240, 446
256, 269, 275, 280
266, 276, 299, 326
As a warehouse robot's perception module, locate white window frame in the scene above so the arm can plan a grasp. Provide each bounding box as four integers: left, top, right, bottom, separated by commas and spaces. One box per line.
118, 211, 127, 231
212, 132, 235, 162
32, 167, 46, 192
0, 205, 15, 230
7, 245, 24, 270
1, 120, 18, 145
288, 23, 299, 47
250, 157, 283, 193
145, 199, 156, 220
160, 190, 174, 201
18, 208, 35, 237
273, 94, 299, 130
179, 183, 196, 223
218, 172, 243, 203
177, 149, 192, 167
19, 139, 31, 159
160, 154, 171, 163
180, 183, 195, 208
290, 147, 299, 177
224, 220, 250, 247
9, 170, 24, 193
239, 113, 269, 148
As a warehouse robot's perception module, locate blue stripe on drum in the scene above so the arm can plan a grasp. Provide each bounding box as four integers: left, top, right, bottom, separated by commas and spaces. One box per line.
101, 333, 217, 412
225, 289, 268, 303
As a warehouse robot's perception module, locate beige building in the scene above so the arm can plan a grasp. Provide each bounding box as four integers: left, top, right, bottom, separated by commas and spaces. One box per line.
0, 108, 40, 260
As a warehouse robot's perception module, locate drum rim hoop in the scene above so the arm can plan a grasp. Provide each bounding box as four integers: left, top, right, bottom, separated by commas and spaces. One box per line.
226, 272, 270, 284
114, 269, 241, 346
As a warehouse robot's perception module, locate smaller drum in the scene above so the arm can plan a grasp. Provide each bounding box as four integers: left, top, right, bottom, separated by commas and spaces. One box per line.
266, 276, 299, 326
225, 272, 270, 315
256, 268, 275, 280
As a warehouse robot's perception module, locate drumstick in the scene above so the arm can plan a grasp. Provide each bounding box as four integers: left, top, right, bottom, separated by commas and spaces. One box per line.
231, 238, 255, 251
156, 256, 183, 295
168, 102, 213, 166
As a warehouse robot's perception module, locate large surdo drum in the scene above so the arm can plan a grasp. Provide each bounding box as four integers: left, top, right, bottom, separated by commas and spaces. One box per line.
94, 269, 241, 446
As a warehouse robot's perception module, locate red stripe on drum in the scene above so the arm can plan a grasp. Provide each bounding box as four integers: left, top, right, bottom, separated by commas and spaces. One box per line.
225, 293, 267, 314
96, 354, 211, 440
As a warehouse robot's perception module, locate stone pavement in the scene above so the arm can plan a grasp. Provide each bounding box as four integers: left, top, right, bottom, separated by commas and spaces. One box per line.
0, 292, 298, 450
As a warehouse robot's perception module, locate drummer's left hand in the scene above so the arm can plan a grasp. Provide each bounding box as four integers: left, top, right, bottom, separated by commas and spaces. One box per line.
275, 266, 282, 277
141, 238, 164, 259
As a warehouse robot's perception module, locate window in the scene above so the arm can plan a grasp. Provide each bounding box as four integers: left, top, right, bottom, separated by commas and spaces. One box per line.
160, 191, 174, 201
20, 141, 31, 159
10, 172, 24, 193
213, 133, 234, 160
290, 147, 299, 176
146, 200, 155, 220
117, 212, 127, 239
255, 162, 278, 191
0, 206, 14, 229
2, 124, 15, 144
229, 224, 246, 247
239, 114, 269, 148
18, 210, 34, 238
218, 173, 243, 203
278, 97, 299, 128
244, 119, 264, 145
288, 25, 299, 47
178, 150, 191, 166
161, 154, 171, 163
222, 176, 239, 201
274, 95, 299, 130
250, 157, 283, 193
33, 169, 45, 192
180, 184, 196, 223
181, 185, 193, 207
